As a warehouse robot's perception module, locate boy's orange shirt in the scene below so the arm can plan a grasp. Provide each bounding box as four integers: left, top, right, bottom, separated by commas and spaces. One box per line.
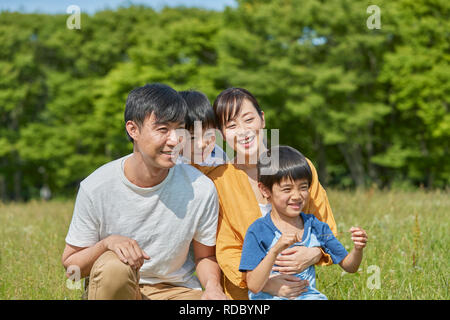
194, 158, 337, 300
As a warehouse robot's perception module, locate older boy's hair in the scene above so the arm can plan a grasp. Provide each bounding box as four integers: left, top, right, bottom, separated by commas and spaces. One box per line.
257, 145, 312, 190
179, 90, 217, 132
124, 83, 188, 142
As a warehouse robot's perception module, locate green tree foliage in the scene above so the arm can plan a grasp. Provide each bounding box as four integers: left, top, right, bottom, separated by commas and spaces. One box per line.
0, 1, 448, 200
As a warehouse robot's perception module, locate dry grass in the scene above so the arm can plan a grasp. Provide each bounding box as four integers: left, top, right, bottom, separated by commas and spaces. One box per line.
0, 189, 448, 299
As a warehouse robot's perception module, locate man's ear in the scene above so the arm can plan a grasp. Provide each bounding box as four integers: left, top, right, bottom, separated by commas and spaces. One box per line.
258, 182, 271, 199
125, 120, 140, 142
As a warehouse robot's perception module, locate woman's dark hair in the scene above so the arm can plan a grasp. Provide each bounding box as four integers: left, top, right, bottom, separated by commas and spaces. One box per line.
212, 87, 263, 130
257, 145, 312, 190
124, 83, 188, 142
179, 90, 217, 132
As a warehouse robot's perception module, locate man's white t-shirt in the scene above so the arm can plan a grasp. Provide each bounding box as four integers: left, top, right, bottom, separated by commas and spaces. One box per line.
65, 154, 219, 290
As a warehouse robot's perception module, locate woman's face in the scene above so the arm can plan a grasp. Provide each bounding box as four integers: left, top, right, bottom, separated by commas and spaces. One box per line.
221, 99, 265, 160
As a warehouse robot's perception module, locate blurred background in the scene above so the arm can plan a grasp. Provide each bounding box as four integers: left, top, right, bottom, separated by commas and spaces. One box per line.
0, 0, 449, 201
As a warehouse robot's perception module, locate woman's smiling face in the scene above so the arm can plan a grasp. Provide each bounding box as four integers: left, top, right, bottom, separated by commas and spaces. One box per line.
221, 99, 265, 161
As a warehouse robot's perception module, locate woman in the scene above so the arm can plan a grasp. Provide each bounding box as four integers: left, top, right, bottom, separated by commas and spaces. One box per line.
196, 88, 337, 300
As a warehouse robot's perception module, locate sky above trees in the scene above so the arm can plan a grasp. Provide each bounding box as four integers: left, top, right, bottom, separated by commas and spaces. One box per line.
0, 0, 237, 14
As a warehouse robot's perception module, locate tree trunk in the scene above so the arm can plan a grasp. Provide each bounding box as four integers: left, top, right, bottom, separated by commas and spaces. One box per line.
0, 174, 5, 202
366, 120, 381, 187
314, 133, 328, 188
14, 166, 22, 201
338, 143, 365, 188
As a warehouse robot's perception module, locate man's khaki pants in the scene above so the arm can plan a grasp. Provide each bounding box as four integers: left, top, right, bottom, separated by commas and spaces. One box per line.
86, 251, 203, 300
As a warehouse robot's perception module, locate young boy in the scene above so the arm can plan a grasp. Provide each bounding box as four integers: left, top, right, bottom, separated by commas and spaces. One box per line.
239, 145, 368, 300
178, 90, 228, 166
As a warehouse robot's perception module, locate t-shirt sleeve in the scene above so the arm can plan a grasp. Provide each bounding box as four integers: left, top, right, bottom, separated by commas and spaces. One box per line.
313, 218, 348, 264
65, 185, 100, 248
239, 226, 267, 272
193, 185, 219, 247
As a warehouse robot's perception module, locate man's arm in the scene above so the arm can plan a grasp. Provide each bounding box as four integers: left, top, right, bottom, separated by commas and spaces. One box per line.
62, 241, 108, 279
193, 240, 227, 300
62, 235, 150, 278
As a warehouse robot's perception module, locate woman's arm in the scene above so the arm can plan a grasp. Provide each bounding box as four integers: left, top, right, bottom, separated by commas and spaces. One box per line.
272, 246, 323, 274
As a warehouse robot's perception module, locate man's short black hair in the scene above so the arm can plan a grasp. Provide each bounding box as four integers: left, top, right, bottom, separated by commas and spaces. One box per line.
179, 90, 217, 132
257, 145, 312, 190
124, 83, 188, 142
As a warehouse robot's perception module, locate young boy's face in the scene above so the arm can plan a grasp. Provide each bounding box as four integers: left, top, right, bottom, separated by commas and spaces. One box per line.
261, 177, 310, 217
185, 126, 216, 164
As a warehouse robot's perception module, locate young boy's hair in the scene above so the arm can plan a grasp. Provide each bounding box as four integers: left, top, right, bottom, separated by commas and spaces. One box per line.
124, 83, 188, 142
179, 90, 217, 132
257, 145, 312, 190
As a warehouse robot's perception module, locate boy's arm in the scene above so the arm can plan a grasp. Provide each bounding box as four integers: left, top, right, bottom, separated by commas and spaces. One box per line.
246, 249, 279, 294
246, 233, 300, 294
339, 227, 368, 273
339, 248, 363, 273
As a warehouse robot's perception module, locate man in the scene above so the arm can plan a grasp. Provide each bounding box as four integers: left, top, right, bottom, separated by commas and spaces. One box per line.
62, 83, 226, 300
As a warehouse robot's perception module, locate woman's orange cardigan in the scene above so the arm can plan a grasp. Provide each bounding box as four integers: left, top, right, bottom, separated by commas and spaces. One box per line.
195, 158, 337, 300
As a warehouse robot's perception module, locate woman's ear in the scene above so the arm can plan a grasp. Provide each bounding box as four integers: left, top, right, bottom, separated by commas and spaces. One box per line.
258, 182, 271, 199
260, 111, 265, 129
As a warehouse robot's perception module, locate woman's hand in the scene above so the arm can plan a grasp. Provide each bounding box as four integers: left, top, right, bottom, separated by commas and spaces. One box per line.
262, 274, 309, 299
272, 246, 322, 274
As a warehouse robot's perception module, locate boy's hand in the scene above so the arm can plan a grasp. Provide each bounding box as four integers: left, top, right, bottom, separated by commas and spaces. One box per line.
272, 233, 302, 255
349, 227, 368, 250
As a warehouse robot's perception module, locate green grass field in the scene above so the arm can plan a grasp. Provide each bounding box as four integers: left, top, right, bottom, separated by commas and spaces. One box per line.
0, 189, 448, 300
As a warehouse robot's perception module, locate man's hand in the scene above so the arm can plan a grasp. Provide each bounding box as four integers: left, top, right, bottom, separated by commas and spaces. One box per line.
201, 282, 228, 300
103, 235, 150, 270
272, 246, 321, 274
193, 241, 227, 300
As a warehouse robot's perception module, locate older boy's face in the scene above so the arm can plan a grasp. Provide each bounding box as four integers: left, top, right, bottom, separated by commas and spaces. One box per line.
270, 177, 310, 217
185, 126, 216, 164
131, 113, 186, 169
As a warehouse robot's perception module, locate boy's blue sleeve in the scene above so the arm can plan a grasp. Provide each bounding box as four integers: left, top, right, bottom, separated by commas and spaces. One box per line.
239, 226, 268, 272
313, 218, 348, 264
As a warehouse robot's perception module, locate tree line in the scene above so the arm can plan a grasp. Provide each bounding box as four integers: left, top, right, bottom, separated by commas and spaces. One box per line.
0, 0, 448, 201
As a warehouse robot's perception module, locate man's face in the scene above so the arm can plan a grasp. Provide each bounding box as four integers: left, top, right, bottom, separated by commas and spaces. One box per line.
130, 112, 186, 169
